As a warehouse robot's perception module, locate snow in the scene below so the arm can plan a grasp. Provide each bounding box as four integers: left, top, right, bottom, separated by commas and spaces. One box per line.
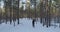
0, 18, 60, 32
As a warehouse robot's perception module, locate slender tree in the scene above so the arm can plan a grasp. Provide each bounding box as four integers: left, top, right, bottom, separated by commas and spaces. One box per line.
34, 0, 36, 19
40, 0, 43, 23
16, 0, 20, 24
9, 0, 12, 24
0, 0, 1, 24
48, 0, 52, 27
4, 0, 8, 24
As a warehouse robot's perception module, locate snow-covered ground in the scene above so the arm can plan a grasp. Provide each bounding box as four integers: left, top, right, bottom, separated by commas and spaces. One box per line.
0, 18, 60, 32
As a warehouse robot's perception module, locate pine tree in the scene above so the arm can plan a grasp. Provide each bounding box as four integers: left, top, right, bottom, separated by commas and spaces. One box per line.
0, 0, 1, 24
4, 0, 8, 24
40, 0, 43, 23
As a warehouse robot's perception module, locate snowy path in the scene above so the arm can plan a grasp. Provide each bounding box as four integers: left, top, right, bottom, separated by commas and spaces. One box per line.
0, 18, 60, 32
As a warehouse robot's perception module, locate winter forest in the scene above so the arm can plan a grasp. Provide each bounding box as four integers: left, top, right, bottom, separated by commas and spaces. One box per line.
0, 0, 60, 32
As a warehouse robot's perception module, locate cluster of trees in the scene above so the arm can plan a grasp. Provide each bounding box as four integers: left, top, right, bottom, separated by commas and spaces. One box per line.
0, 0, 60, 27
